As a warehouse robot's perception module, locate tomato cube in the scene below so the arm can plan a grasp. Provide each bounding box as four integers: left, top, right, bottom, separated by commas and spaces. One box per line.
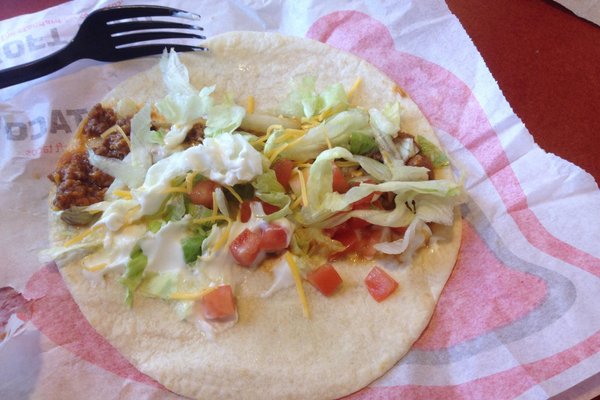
259, 224, 289, 252
364, 266, 398, 302
189, 180, 218, 208
272, 158, 294, 190
230, 229, 262, 267
332, 164, 350, 193
307, 264, 343, 296
200, 285, 236, 321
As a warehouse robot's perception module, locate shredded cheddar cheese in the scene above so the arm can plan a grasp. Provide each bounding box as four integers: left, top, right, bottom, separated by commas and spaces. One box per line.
100, 125, 118, 138
295, 167, 309, 207
83, 263, 107, 272
267, 143, 291, 163
285, 252, 310, 319
170, 287, 215, 301
268, 135, 306, 162
347, 77, 362, 98
223, 185, 243, 204
247, 96, 255, 114
100, 125, 131, 149
213, 219, 233, 252
317, 107, 334, 121
185, 172, 198, 194
161, 186, 188, 194
290, 194, 303, 210
113, 189, 132, 199
192, 215, 230, 224
212, 192, 218, 218
64, 224, 103, 247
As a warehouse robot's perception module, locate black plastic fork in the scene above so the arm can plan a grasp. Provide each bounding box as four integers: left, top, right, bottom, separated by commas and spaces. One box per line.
0, 5, 206, 89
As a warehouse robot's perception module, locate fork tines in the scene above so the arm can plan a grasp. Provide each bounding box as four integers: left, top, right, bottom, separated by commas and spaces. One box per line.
90, 5, 207, 53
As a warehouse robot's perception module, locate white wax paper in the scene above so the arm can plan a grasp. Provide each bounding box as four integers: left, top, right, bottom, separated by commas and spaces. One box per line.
1, 0, 600, 399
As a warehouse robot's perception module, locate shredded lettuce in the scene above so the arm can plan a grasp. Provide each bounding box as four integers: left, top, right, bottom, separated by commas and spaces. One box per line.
416, 135, 450, 167
281, 76, 349, 118
164, 194, 187, 222
138, 271, 178, 298
38, 240, 102, 267
349, 132, 378, 155
252, 170, 291, 221
266, 109, 370, 162
160, 48, 195, 96
181, 232, 208, 264
396, 136, 418, 162
204, 103, 246, 137
290, 227, 344, 258
118, 245, 148, 306
297, 146, 461, 225
186, 203, 212, 220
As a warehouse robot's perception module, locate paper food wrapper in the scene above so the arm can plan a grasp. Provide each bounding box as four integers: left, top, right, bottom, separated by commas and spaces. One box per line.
2, 0, 600, 399
554, 0, 600, 26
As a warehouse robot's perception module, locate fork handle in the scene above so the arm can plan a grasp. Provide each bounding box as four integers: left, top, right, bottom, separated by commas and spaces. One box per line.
0, 43, 77, 89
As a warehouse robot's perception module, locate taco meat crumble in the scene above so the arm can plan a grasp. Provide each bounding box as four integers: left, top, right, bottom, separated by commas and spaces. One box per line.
48, 104, 132, 210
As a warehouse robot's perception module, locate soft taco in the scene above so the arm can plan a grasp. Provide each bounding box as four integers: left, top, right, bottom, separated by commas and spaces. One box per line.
44, 32, 463, 399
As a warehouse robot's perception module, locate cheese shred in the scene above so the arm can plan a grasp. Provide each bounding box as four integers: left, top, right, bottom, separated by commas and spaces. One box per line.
112, 189, 132, 200
285, 252, 310, 319
212, 192, 218, 218
247, 96, 255, 114
223, 185, 243, 204
161, 186, 188, 194
213, 219, 233, 252
192, 215, 230, 224
185, 172, 198, 194
64, 224, 103, 247
83, 263, 107, 272
347, 77, 362, 98
170, 287, 215, 301
295, 168, 309, 207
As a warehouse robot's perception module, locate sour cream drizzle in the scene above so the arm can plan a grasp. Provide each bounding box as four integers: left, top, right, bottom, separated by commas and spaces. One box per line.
132, 132, 263, 215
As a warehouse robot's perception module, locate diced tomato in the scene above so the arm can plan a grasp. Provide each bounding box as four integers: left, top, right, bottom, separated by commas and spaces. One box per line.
332, 225, 359, 249
260, 200, 280, 215
307, 264, 343, 296
332, 164, 350, 193
230, 229, 262, 267
348, 217, 370, 230
364, 266, 398, 302
189, 180, 219, 208
272, 158, 294, 190
351, 191, 382, 209
259, 224, 289, 252
328, 225, 360, 261
239, 201, 252, 223
200, 285, 236, 321
239, 200, 280, 222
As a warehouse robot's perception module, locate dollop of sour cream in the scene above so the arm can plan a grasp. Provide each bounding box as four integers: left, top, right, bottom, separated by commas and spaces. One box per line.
132, 132, 263, 215
140, 218, 190, 273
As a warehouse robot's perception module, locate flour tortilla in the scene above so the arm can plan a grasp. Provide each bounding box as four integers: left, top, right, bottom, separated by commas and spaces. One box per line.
52, 32, 462, 399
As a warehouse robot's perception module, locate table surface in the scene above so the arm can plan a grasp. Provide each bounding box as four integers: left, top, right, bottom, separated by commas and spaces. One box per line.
1, 0, 599, 185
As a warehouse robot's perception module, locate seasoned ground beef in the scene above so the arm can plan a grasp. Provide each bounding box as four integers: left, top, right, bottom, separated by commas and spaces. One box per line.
184, 123, 205, 146
48, 151, 114, 210
83, 103, 117, 137
93, 132, 130, 159
91, 116, 132, 160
